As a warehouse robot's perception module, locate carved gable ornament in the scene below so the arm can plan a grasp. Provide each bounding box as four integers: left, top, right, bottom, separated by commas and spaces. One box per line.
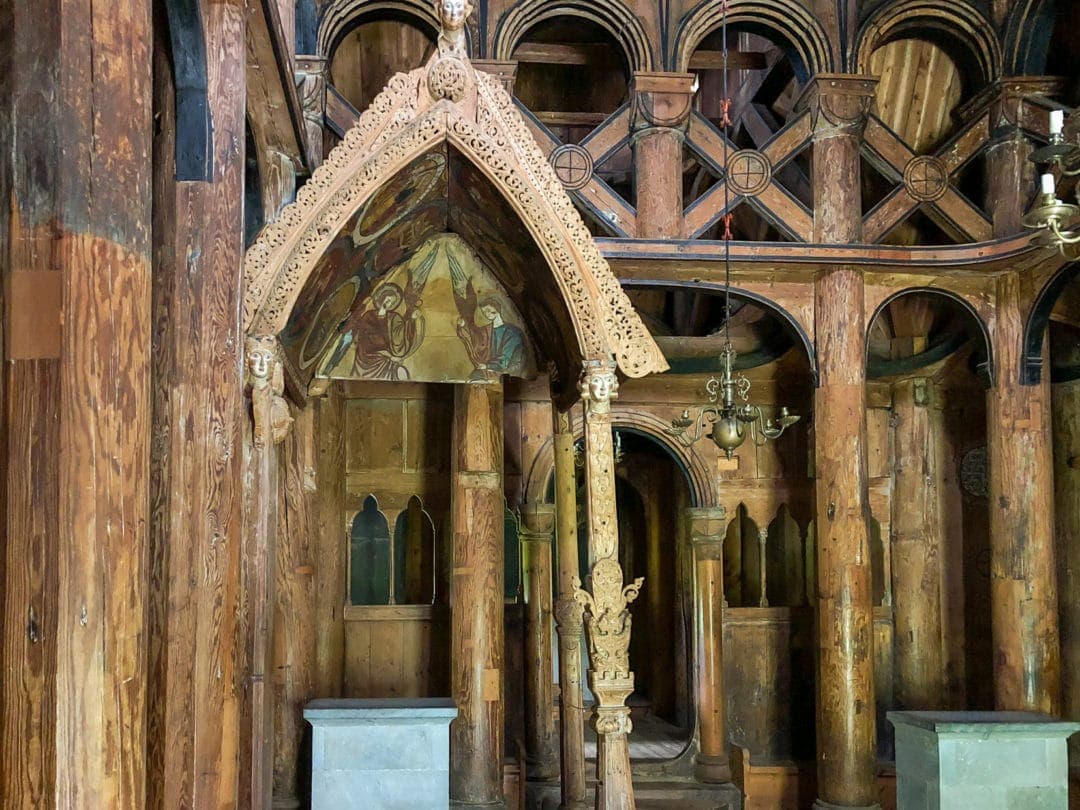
242, 0, 666, 380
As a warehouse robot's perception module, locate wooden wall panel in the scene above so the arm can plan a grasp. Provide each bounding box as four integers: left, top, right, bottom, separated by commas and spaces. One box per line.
723, 608, 816, 763
343, 609, 450, 697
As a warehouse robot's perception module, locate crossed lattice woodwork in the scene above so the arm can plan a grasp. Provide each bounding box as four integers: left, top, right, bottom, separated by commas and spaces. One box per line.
862, 110, 992, 243
324, 75, 1040, 247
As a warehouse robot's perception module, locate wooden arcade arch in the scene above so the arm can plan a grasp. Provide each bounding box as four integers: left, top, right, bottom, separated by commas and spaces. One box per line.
853, 0, 1002, 88
523, 407, 717, 509
242, 47, 667, 385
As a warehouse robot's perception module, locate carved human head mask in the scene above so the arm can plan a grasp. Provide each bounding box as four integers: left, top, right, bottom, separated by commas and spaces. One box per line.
437, 0, 470, 31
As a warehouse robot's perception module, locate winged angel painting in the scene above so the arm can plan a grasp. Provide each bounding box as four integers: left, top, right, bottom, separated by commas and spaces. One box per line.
313, 234, 535, 384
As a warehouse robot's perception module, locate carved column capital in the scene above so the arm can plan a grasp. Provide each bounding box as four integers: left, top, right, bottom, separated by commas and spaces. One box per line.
579, 359, 619, 414
554, 594, 585, 635
960, 76, 1065, 138
630, 71, 696, 134
245, 334, 293, 447
519, 500, 555, 539
686, 506, 728, 541
796, 74, 878, 141
593, 704, 633, 736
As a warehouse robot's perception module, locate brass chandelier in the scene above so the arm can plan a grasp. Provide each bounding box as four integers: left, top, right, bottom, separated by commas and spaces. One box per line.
1024, 109, 1080, 251
665, 2, 800, 460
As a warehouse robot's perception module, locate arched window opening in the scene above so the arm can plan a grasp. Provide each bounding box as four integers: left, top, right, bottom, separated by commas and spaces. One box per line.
350, 493, 437, 606
393, 496, 436, 605
349, 494, 392, 605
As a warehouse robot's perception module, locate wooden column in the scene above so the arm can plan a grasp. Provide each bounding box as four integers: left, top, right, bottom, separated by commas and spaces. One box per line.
2, 0, 154, 805
147, 1, 249, 806
273, 404, 318, 808
813, 268, 878, 810
552, 409, 588, 809
1053, 379, 1080, 767
797, 75, 877, 244
687, 507, 731, 784
313, 393, 346, 698
450, 382, 506, 807
800, 75, 879, 810
575, 361, 641, 810
890, 377, 945, 709
242, 338, 293, 809
988, 274, 1060, 713
631, 72, 695, 239
982, 78, 1061, 238
521, 501, 559, 781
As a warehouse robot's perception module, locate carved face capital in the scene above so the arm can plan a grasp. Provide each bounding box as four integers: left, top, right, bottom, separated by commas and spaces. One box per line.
580, 365, 618, 407
245, 335, 278, 386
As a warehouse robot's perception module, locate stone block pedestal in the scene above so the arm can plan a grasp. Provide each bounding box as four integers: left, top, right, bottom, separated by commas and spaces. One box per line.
888, 711, 1079, 810
305, 697, 458, 810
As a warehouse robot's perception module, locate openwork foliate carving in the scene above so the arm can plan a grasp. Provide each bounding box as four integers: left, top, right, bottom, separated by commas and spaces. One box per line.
572, 557, 643, 679
241, 22, 667, 381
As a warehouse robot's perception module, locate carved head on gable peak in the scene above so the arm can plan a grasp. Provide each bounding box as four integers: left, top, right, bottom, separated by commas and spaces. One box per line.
436, 0, 472, 31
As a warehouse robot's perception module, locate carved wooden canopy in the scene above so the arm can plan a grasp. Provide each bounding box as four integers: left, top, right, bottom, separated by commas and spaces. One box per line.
242, 34, 668, 398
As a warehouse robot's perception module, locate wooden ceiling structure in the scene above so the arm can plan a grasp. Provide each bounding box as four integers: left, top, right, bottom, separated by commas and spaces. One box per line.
3, 1, 1080, 809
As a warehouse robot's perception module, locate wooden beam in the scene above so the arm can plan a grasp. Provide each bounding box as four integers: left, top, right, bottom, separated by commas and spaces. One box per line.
245, 0, 308, 176
148, 2, 248, 807
510, 41, 765, 71
1, 0, 155, 806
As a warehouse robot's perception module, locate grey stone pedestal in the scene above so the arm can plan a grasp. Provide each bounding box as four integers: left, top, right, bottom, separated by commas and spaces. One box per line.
305, 697, 458, 810
888, 711, 1079, 810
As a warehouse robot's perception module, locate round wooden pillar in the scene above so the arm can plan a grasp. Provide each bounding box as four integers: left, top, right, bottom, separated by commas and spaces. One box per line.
988, 275, 1060, 714
799, 75, 880, 810
813, 268, 879, 810
890, 378, 945, 709
631, 72, 694, 239
520, 501, 559, 782
552, 410, 589, 809
450, 382, 507, 807
687, 507, 731, 783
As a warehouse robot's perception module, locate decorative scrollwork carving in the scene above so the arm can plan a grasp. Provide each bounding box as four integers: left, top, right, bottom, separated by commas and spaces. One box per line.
427, 57, 468, 101
572, 557, 643, 679
241, 29, 667, 381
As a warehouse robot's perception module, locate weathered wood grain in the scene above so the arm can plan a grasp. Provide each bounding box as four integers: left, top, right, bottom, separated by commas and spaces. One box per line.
272, 405, 318, 804
1052, 379, 1080, 764
2, 0, 153, 805
520, 502, 558, 781
890, 378, 945, 708
148, 1, 247, 807
814, 267, 878, 808
988, 273, 1060, 714
450, 382, 506, 805
313, 394, 346, 698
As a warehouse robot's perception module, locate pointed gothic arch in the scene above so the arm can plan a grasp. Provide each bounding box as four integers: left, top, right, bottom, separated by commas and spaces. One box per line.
242, 52, 666, 393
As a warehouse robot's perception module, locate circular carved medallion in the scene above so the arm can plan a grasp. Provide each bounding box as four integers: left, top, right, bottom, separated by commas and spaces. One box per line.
960, 445, 989, 499
727, 150, 772, 197
550, 144, 594, 190
903, 155, 949, 202
427, 57, 468, 102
